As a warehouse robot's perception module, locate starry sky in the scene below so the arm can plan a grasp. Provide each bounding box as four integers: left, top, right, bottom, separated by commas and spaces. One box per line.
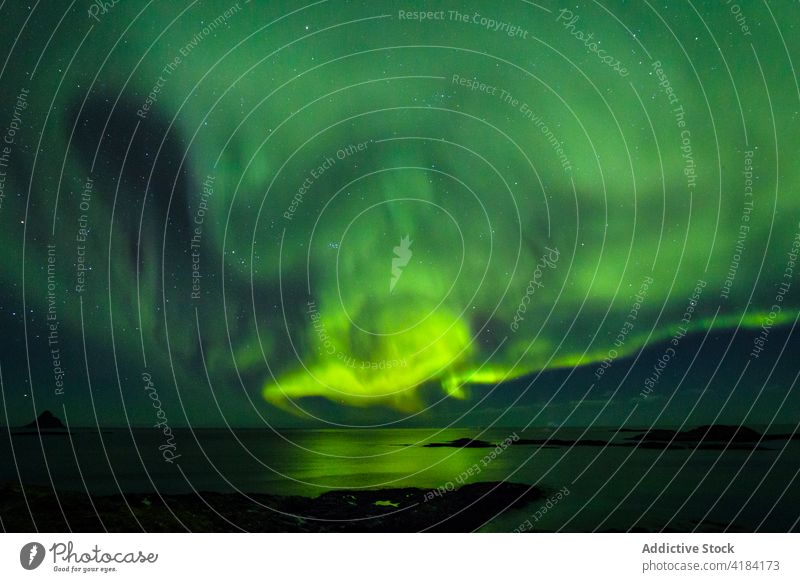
0, 0, 799, 428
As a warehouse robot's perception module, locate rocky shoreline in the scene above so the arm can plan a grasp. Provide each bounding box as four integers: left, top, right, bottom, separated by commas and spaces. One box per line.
0, 481, 544, 533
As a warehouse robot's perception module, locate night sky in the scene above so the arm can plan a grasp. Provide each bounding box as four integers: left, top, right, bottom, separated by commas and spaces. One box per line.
0, 1, 798, 429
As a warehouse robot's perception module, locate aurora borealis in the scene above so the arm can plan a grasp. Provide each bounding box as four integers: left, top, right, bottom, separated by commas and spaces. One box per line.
0, 0, 799, 430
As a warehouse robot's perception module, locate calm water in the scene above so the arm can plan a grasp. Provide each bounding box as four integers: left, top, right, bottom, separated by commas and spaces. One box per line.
2, 426, 798, 531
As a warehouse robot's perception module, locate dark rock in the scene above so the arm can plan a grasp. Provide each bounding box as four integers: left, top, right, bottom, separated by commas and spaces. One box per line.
627, 425, 762, 444
0, 481, 544, 533
677, 425, 762, 442
622, 425, 769, 450
22, 410, 67, 430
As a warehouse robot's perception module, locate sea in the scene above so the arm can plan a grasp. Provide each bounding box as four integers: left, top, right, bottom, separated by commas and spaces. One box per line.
2, 426, 798, 532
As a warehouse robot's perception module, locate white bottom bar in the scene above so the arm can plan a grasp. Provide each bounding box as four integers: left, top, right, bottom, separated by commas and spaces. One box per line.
1, 533, 796, 581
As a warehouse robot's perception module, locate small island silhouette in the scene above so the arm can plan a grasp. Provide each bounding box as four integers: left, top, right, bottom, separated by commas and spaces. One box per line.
22, 410, 66, 430
420, 425, 798, 451
11, 410, 69, 434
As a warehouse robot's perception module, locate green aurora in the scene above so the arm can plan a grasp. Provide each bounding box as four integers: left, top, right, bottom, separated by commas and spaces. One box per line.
0, 0, 798, 426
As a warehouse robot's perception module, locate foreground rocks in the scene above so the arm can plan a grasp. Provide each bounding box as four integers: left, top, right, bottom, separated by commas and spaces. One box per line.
0, 481, 543, 532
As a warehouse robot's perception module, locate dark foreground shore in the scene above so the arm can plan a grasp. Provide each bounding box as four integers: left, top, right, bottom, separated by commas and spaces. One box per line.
0, 481, 543, 532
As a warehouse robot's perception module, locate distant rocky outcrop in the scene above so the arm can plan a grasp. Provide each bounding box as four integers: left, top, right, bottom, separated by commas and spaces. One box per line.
420, 424, 795, 452
20, 410, 67, 431
628, 425, 762, 443
624, 424, 774, 450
